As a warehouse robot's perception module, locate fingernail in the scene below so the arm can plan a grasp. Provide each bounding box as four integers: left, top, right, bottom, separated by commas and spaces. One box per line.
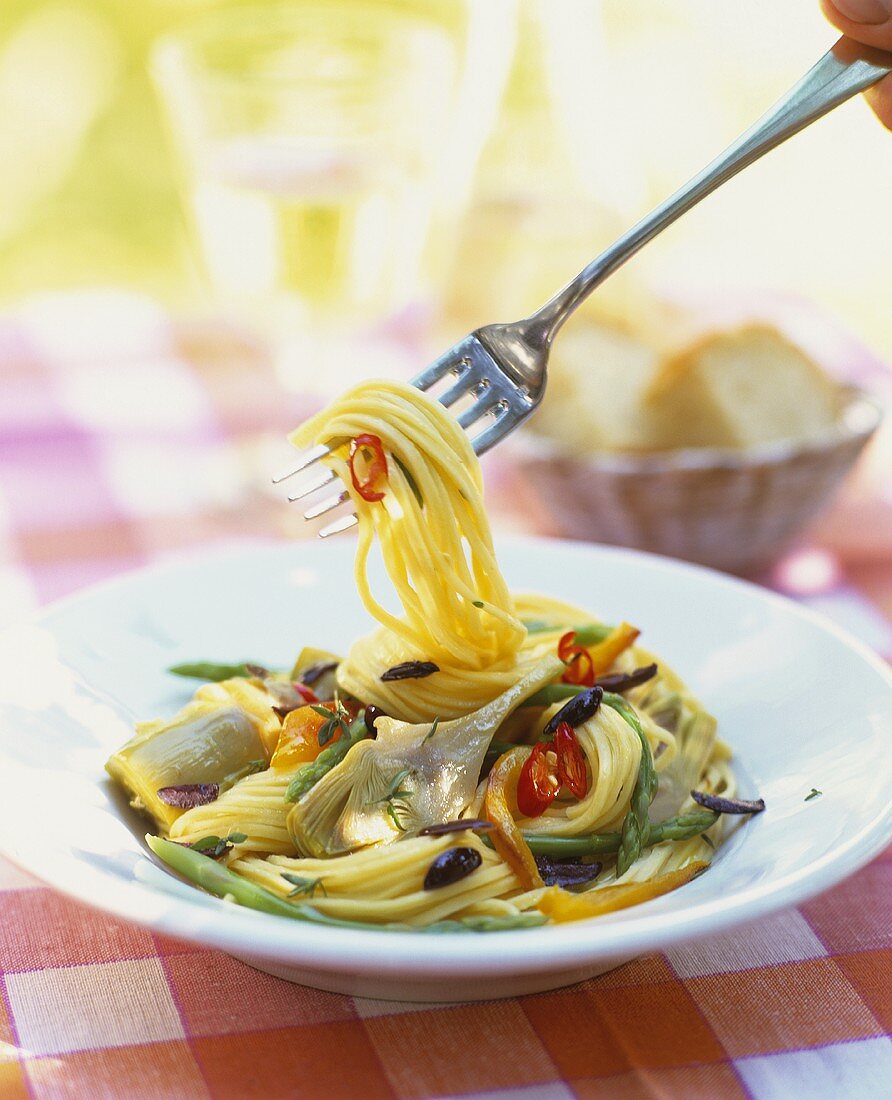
833, 0, 892, 24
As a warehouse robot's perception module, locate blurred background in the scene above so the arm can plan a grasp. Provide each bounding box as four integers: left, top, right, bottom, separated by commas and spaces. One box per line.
1, 0, 890, 646
2, 0, 891, 343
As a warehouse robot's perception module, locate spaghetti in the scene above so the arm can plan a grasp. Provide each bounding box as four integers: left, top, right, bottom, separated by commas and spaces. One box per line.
109, 380, 759, 931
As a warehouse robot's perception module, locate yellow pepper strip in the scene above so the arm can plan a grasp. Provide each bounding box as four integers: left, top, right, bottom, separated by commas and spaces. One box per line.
271, 704, 343, 768
589, 622, 641, 677
484, 748, 544, 891
538, 860, 708, 923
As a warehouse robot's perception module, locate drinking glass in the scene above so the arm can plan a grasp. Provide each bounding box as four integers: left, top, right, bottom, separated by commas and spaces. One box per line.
153, 1, 461, 389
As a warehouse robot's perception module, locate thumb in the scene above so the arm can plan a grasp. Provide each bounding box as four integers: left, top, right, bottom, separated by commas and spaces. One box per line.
821, 1, 892, 130
822, 1, 892, 48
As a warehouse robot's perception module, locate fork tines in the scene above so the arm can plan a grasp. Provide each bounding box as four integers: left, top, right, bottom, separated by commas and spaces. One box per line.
276, 333, 530, 536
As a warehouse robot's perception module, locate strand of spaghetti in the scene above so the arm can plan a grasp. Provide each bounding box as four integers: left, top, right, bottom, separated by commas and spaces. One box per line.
290, 380, 525, 720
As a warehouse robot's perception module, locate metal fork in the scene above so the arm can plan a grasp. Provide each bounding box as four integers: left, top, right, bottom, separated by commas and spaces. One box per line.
277, 36, 892, 536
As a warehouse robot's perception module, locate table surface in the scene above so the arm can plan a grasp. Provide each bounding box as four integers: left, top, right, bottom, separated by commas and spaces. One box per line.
0, 293, 890, 1099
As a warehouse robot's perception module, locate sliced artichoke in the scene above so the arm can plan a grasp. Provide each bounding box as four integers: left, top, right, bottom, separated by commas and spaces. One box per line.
193, 677, 281, 754
289, 646, 341, 700
648, 709, 718, 821
287, 654, 563, 858
106, 701, 267, 831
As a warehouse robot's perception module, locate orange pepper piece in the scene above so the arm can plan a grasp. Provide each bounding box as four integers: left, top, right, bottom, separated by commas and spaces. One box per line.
589, 622, 640, 678
538, 861, 708, 923
484, 748, 543, 890
270, 704, 344, 769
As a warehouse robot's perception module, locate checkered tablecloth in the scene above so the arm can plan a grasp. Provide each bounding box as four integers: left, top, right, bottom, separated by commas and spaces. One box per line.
1, 291, 890, 1099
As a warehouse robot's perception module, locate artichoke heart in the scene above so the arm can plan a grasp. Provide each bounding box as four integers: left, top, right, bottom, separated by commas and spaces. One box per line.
648, 709, 717, 821
106, 701, 267, 831
287, 654, 564, 858
193, 676, 282, 755
289, 646, 341, 700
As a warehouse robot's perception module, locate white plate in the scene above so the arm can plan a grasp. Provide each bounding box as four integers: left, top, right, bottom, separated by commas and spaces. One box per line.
0, 537, 889, 1002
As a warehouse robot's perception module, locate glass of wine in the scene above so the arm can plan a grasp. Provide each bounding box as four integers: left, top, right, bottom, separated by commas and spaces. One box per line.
152, 1, 463, 391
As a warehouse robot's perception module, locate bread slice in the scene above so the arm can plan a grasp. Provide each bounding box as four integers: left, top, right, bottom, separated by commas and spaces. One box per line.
531, 322, 661, 452
644, 324, 839, 449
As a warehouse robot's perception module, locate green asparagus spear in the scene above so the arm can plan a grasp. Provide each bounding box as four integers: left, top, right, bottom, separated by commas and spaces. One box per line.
168, 661, 276, 682
285, 715, 369, 803
512, 810, 720, 858
148, 834, 313, 919
147, 835, 547, 933
479, 810, 718, 858
604, 692, 657, 877
147, 834, 398, 930
522, 683, 584, 708
522, 621, 614, 644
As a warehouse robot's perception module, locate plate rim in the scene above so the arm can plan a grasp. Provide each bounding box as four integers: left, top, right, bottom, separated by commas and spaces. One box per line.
1, 534, 890, 977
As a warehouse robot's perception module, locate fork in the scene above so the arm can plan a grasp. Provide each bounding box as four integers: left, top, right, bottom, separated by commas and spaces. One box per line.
276, 36, 892, 536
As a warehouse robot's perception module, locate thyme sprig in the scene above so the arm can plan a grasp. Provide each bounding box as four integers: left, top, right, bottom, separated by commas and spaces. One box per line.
190, 831, 248, 859
310, 698, 351, 747
285, 715, 369, 803
281, 872, 327, 899
372, 767, 414, 832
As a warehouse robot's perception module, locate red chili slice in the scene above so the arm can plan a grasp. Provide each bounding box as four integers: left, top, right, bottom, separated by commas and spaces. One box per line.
554, 721, 588, 799
556, 631, 578, 663
348, 433, 388, 502
293, 681, 318, 704
516, 742, 561, 818
557, 630, 595, 686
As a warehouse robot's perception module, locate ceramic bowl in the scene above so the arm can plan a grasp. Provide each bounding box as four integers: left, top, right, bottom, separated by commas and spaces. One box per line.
0, 537, 889, 1001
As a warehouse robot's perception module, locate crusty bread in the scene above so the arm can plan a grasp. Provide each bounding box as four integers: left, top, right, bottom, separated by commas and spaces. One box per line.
643, 324, 840, 449
531, 322, 661, 452
530, 320, 841, 454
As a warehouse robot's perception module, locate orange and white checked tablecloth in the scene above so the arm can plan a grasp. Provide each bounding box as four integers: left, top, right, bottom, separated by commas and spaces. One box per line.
0, 292, 890, 1099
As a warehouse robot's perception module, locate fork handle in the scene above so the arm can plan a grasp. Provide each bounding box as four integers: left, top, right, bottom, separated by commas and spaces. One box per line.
522, 36, 892, 349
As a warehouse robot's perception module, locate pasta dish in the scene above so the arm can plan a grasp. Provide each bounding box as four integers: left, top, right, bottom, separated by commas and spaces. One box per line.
107, 380, 763, 932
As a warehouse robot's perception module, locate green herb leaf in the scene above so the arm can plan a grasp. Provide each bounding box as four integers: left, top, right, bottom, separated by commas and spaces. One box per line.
191, 835, 223, 853
422, 718, 440, 744
393, 455, 424, 508
310, 700, 351, 747
371, 767, 414, 831
190, 831, 246, 858
284, 715, 369, 803
384, 768, 412, 800
385, 802, 408, 832
281, 872, 327, 898
805, 788, 823, 802
472, 600, 484, 609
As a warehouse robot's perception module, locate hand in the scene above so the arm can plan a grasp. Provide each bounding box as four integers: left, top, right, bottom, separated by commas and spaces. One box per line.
821, 1, 892, 128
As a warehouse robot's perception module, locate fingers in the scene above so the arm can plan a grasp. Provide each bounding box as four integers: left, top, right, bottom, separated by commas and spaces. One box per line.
821, 2, 892, 129
865, 78, 892, 127
821, 1, 892, 49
